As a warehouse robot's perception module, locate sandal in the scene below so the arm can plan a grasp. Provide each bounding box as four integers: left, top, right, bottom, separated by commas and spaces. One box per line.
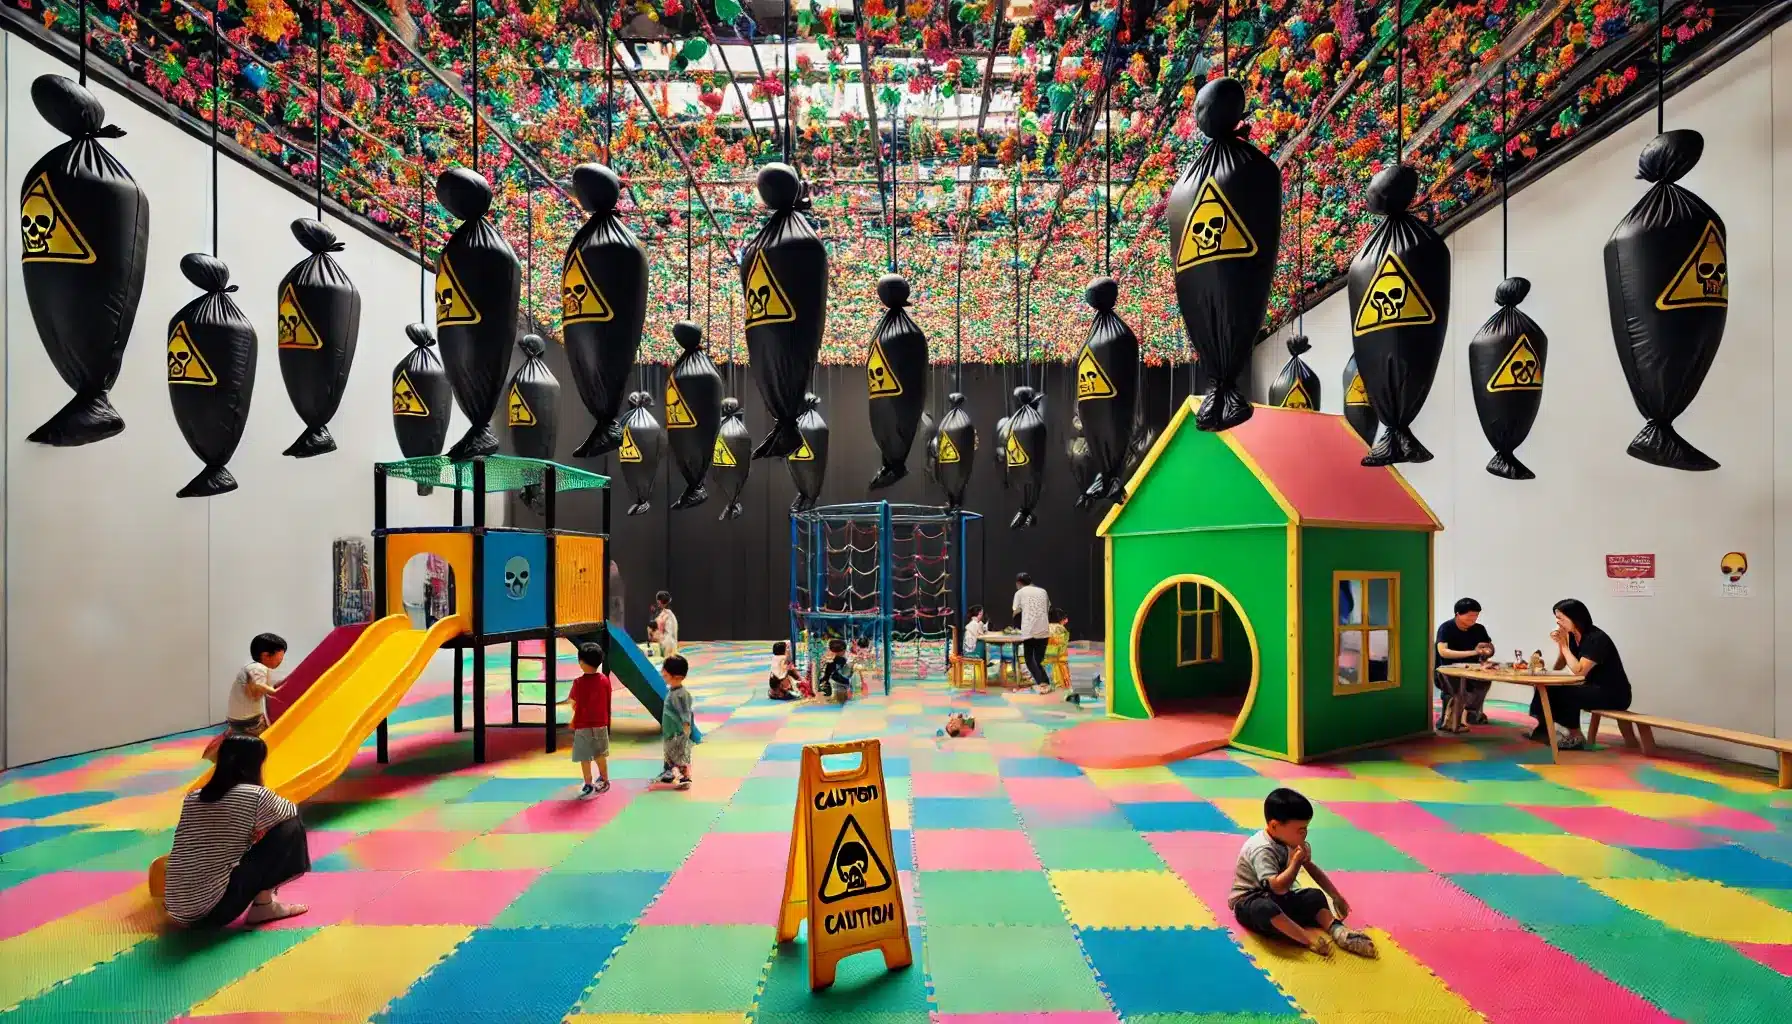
1305, 932, 1334, 957
1330, 924, 1378, 958
245, 900, 308, 924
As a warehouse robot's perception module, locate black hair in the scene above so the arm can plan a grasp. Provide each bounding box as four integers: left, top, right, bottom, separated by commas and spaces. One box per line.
1015, 572, 1032, 586
662, 654, 689, 677
250, 633, 288, 661
1263, 787, 1314, 824
967, 604, 983, 619
1552, 598, 1594, 633
200, 734, 268, 802
855, 636, 870, 648
655, 590, 672, 606
772, 640, 788, 656
1453, 598, 1482, 615
1049, 605, 1066, 622
577, 642, 605, 670
828, 638, 847, 654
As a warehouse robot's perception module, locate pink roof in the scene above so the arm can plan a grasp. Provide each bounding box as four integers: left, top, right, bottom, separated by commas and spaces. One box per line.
1227, 407, 1440, 530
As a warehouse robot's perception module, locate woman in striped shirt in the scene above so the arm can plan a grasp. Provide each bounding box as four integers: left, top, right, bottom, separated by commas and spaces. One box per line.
163, 734, 311, 927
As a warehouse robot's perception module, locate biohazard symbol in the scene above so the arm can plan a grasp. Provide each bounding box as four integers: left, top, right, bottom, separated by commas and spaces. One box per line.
742, 251, 795, 326
561, 251, 614, 323
434, 256, 480, 326
618, 428, 643, 463
167, 323, 217, 386
937, 432, 961, 464
1656, 222, 1728, 310
1345, 373, 1370, 406
1353, 253, 1436, 334
789, 438, 816, 461
866, 341, 903, 398
1486, 335, 1544, 392
1175, 179, 1257, 270
712, 434, 737, 467
1075, 350, 1117, 400
393, 371, 431, 416
277, 284, 324, 350
1280, 379, 1315, 409
664, 379, 697, 428
817, 814, 892, 904
1005, 431, 1029, 467
507, 384, 537, 427
19, 174, 94, 264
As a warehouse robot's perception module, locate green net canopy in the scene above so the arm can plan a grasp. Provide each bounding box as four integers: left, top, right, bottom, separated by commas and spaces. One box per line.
378, 455, 608, 494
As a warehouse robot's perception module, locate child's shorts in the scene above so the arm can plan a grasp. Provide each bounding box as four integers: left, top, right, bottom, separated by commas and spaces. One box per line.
227, 714, 269, 736
663, 733, 692, 767
571, 727, 610, 762
1233, 888, 1331, 938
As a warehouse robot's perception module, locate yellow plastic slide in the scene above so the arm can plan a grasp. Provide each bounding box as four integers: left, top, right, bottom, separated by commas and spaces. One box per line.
149, 613, 466, 898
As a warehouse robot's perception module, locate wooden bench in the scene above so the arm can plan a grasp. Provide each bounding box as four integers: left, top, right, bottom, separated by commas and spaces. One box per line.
1587, 710, 1792, 788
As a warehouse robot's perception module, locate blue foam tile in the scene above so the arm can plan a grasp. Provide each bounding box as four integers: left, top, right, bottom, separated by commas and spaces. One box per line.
1428, 760, 1542, 782
457, 777, 576, 803
1018, 805, 1133, 831
763, 743, 808, 761
1630, 845, 1792, 887
911, 797, 1020, 830
376, 926, 629, 1023
889, 829, 915, 872
880, 755, 911, 777
1165, 757, 1266, 779
1117, 801, 1242, 833
1707, 828, 1792, 868
0, 824, 84, 856
1078, 927, 1295, 1016
0, 793, 116, 820
999, 756, 1086, 778
498, 871, 671, 927
1448, 874, 1640, 928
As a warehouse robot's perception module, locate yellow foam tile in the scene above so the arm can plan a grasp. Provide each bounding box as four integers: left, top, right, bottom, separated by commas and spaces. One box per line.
1368, 777, 1483, 803
1484, 834, 1677, 878
1590, 879, 1792, 943
0, 890, 160, 1010
38, 794, 182, 829
1048, 869, 1217, 929
1648, 761, 1780, 794
1235, 928, 1480, 1021
566, 1015, 747, 1023
1211, 797, 1267, 830
1084, 766, 1179, 788
886, 799, 911, 830
1577, 788, 1722, 820
1404, 741, 1487, 765
191, 925, 473, 1017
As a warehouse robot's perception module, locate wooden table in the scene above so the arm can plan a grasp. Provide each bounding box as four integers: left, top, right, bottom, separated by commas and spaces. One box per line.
1438, 665, 1584, 763
982, 633, 1028, 688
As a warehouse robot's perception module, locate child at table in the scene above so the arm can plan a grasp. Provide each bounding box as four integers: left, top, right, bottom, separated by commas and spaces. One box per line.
768, 641, 798, 701
962, 605, 989, 661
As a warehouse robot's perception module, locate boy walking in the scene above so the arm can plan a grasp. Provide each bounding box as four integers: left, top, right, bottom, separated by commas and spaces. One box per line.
1230, 788, 1376, 958
657, 655, 694, 790
560, 643, 613, 796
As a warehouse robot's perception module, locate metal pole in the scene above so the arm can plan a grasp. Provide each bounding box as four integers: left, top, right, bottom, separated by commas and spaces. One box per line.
453, 483, 465, 733
373, 465, 389, 762
472, 458, 488, 763
544, 464, 559, 754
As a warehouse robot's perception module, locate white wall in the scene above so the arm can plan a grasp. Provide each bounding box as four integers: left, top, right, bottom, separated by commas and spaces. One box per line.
3, 38, 499, 766
1257, 26, 1791, 760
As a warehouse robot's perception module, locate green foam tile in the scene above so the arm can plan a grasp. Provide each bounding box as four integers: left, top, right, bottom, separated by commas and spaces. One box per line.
1465, 781, 1599, 807
1178, 778, 1289, 800
1121, 1016, 1308, 1023
559, 825, 708, 872
1028, 828, 1168, 871
7, 926, 313, 1019
0, 829, 150, 871
1414, 802, 1568, 834
1539, 919, 1792, 1023
756, 927, 929, 1016
1745, 888, 1792, 911
913, 750, 999, 774
919, 870, 1071, 926
304, 797, 435, 833
923, 924, 1109, 1012
73, 831, 174, 871
410, 801, 532, 832
1298, 827, 1421, 872
443, 832, 586, 869
712, 802, 797, 833
602, 799, 727, 835
573, 924, 774, 1013
731, 777, 802, 806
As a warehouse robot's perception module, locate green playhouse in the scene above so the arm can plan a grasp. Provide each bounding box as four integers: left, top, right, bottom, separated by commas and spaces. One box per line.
1097, 401, 1442, 763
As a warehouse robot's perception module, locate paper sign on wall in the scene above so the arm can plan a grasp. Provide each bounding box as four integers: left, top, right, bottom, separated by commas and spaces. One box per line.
1606, 553, 1656, 597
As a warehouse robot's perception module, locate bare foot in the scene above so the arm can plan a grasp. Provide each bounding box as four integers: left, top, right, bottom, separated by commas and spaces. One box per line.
244, 900, 308, 924
1305, 930, 1334, 957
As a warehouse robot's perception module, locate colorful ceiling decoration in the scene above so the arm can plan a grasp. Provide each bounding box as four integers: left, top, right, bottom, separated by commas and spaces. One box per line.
16, 0, 1750, 363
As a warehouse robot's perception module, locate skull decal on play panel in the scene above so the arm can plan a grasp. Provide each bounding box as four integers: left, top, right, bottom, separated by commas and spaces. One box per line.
835, 840, 869, 893
503, 555, 531, 599
20, 193, 55, 255
1721, 552, 1748, 583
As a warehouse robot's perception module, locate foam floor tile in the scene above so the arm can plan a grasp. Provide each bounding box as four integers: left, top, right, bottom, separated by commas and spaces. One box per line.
1297, 828, 1422, 872
1538, 920, 1792, 1023
1629, 843, 1792, 887
1521, 805, 1716, 849
1144, 831, 1255, 880
1078, 927, 1295, 1016
374, 926, 627, 1023
755, 927, 930, 1017
911, 797, 1020, 830
1049, 869, 1217, 929
1323, 871, 1518, 931
1411, 802, 1565, 834
325, 830, 478, 870
1232, 927, 1478, 1020
1326, 802, 1456, 834
491, 794, 633, 833
911, 772, 1003, 798
918, 870, 1070, 926
1578, 787, 1725, 820
1485, 833, 1684, 879
1447, 874, 1643, 928
573, 925, 776, 1013
1028, 828, 1167, 871
1391, 928, 1675, 1023
0, 828, 156, 871
1117, 801, 1240, 833
1380, 829, 1555, 875
1003, 776, 1115, 809
188, 925, 471, 1017
1165, 757, 1270, 779
1588, 878, 1792, 943
640, 869, 784, 925
998, 756, 1087, 778
0, 870, 144, 940
350, 869, 539, 925
913, 828, 1041, 871
1083, 766, 1181, 789
440, 831, 587, 869
1735, 941, 1792, 976
923, 925, 1110, 1013
8, 925, 314, 1020
257, 871, 408, 929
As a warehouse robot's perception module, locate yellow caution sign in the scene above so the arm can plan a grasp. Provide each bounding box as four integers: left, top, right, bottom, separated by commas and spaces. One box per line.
507, 384, 537, 427
1345, 372, 1370, 406
20, 173, 95, 264
866, 340, 903, 398
1279, 379, 1314, 410
435, 256, 480, 326
937, 432, 961, 464
712, 434, 737, 467
1486, 335, 1544, 392
167, 323, 217, 386
277, 284, 324, 350
618, 428, 643, 463
392, 371, 431, 416
789, 438, 816, 462
743, 250, 795, 326
1176, 179, 1258, 270
562, 250, 614, 323
1075, 349, 1116, 400
1353, 252, 1436, 334
665, 379, 697, 428
1005, 431, 1029, 467
777, 741, 912, 991
1656, 222, 1728, 309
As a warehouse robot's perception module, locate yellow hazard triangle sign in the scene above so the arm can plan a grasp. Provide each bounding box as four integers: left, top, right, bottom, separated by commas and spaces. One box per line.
619, 428, 643, 462
1176, 179, 1258, 270
562, 250, 615, 323
665, 379, 697, 428
1005, 431, 1029, 467
1345, 372, 1370, 406
937, 432, 961, 464
789, 438, 816, 462
866, 341, 903, 397
393, 371, 430, 416
277, 284, 324, 350
1354, 252, 1436, 334
1075, 350, 1117, 399
435, 256, 480, 326
507, 384, 537, 427
167, 323, 217, 386
743, 251, 795, 326
1656, 222, 1728, 309
818, 814, 893, 903
1279, 379, 1315, 410
20, 174, 95, 264
712, 434, 737, 467
1486, 335, 1544, 392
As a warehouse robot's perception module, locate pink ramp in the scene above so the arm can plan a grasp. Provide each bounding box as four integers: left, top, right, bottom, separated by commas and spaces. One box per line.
267, 622, 369, 722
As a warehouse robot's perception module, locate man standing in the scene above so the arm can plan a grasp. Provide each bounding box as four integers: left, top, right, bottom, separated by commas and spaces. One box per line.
1436, 597, 1495, 729
1012, 572, 1052, 694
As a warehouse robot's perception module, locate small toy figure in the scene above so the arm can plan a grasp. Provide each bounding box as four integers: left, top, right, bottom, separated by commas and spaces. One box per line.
1529, 650, 1546, 674
940, 712, 976, 738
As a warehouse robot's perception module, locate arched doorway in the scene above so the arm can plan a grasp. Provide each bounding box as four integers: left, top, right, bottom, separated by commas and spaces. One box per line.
1129, 574, 1258, 735
401, 552, 458, 630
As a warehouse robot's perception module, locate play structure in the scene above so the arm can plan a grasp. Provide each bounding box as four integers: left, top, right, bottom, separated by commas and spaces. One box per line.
1091, 402, 1440, 764
788, 502, 979, 693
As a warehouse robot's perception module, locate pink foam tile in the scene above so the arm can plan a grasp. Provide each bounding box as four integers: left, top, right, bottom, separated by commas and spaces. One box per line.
1248, 760, 1354, 779
1002, 776, 1112, 809
681, 831, 792, 874
305, 830, 359, 861
351, 869, 541, 925
911, 772, 1002, 798
254, 871, 408, 930
1330, 801, 1457, 834
1686, 806, 1780, 831
1146, 831, 1252, 879
1524, 805, 1717, 850
1394, 928, 1676, 1023
935, 1015, 1119, 1024
1326, 871, 1521, 931
493, 794, 635, 834
1545, 764, 1651, 791
19, 770, 121, 796
1106, 782, 1199, 803
1736, 943, 1792, 977
752, 759, 803, 778
0, 871, 144, 940
913, 829, 1041, 871
331, 830, 478, 870
1382, 829, 1555, 875
640, 869, 782, 925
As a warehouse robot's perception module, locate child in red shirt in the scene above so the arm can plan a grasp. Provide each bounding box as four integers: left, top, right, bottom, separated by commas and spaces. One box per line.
560, 642, 614, 796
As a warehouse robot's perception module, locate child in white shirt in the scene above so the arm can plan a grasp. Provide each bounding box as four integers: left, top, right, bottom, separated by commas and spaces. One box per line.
963, 605, 989, 660
768, 641, 798, 701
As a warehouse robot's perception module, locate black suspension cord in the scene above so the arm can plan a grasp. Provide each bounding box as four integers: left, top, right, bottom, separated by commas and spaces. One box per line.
1394, 1, 1405, 162
1221, 0, 1228, 77
1500, 55, 1509, 280
783, 0, 793, 164
470, 0, 480, 174
526, 175, 534, 327
1656, 0, 1666, 134
1103, 83, 1112, 275
686, 187, 695, 318
1012, 177, 1021, 366
417, 164, 427, 320
78, 0, 89, 86
1296, 167, 1305, 336
954, 246, 964, 392
210, 0, 220, 256
315, 0, 325, 219
601, 0, 613, 162
888, 110, 898, 272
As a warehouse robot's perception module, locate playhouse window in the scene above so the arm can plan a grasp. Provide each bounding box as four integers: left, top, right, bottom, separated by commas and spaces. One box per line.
1334, 573, 1398, 694
1176, 582, 1223, 666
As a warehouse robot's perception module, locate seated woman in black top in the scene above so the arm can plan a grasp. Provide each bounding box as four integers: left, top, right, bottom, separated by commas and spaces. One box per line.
1531, 598, 1632, 750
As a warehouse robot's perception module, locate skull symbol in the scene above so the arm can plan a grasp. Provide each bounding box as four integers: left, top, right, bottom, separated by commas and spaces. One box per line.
1696, 242, 1727, 298
169, 343, 193, 379
20, 193, 55, 254
435, 283, 455, 317
1190, 206, 1228, 255
1369, 272, 1407, 322
747, 285, 772, 321
563, 280, 587, 315
503, 556, 530, 600
869, 364, 887, 391
1721, 551, 1748, 583
1510, 359, 1537, 385
393, 381, 416, 414
278, 309, 300, 347
1078, 362, 1105, 398
835, 840, 869, 892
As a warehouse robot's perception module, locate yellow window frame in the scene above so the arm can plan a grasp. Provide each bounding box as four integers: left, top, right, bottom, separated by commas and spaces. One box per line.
1176, 581, 1223, 666
1332, 571, 1400, 695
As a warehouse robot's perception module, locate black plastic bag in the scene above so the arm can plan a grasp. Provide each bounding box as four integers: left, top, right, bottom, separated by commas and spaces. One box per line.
1006, 386, 1047, 529
434, 168, 521, 460
277, 218, 360, 458
1067, 416, 1097, 509
1073, 277, 1139, 504
1268, 335, 1320, 410
866, 274, 929, 489
506, 334, 561, 511
742, 164, 827, 458
562, 163, 648, 457
167, 254, 255, 497
617, 391, 664, 516
666, 321, 724, 509
1468, 277, 1547, 479
1123, 419, 1158, 480
392, 324, 452, 494
1346, 165, 1451, 465
1604, 130, 1726, 470
712, 397, 753, 521
1342, 355, 1378, 446
22, 75, 150, 447
786, 393, 829, 512
935, 392, 977, 510
1166, 79, 1281, 432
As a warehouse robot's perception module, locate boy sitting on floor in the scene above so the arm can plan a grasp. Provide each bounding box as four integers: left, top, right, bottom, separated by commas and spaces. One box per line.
1229, 788, 1376, 959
